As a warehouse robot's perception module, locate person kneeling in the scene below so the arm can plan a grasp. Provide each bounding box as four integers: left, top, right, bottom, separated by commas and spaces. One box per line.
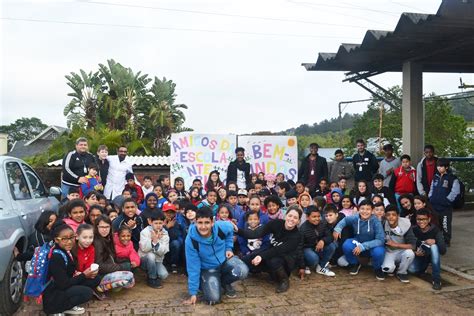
381, 205, 416, 283
184, 207, 248, 305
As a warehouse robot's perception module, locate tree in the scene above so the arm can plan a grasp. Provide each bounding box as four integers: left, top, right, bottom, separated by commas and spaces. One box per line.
0, 117, 48, 149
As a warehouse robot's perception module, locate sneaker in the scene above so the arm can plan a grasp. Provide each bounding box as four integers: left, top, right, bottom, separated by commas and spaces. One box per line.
224, 284, 237, 298
92, 289, 107, 300
317, 265, 336, 277
432, 281, 442, 290
397, 273, 410, 283
63, 306, 85, 315
50, 314, 65, 316
171, 264, 178, 274
147, 278, 163, 289
375, 269, 386, 281
349, 264, 361, 275
304, 267, 311, 275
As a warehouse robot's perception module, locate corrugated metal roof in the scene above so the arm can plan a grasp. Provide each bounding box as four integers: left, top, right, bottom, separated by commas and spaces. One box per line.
302, 0, 474, 74
47, 155, 170, 167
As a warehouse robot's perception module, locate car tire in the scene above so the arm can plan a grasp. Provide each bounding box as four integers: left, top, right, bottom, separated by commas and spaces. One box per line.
0, 254, 24, 316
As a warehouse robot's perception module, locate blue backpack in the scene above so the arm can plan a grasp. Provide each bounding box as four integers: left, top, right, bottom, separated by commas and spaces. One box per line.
24, 241, 68, 303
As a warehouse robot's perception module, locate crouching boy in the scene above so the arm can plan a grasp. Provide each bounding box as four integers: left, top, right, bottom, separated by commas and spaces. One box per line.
184, 207, 248, 305
139, 212, 170, 289
382, 205, 416, 283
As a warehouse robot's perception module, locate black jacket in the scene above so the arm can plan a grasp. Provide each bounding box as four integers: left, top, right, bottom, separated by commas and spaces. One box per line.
372, 186, 396, 205
299, 221, 333, 248
412, 224, 447, 255
298, 154, 328, 186
352, 151, 379, 182
227, 160, 251, 188
95, 155, 109, 187
61, 150, 96, 186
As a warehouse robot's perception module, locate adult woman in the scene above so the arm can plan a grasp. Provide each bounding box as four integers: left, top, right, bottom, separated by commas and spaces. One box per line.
93, 215, 135, 293
234, 205, 303, 293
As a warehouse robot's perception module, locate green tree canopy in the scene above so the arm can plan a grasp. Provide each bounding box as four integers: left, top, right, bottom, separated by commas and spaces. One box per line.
0, 117, 48, 149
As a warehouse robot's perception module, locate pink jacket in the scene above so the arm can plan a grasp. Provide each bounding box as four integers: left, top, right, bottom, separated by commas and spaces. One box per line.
113, 233, 140, 267
63, 218, 84, 233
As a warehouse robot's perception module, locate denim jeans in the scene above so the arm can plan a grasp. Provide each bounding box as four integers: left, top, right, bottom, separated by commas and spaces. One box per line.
201, 256, 249, 303
408, 244, 441, 282
141, 253, 169, 280
303, 243, 337, 268
342, 238, 385, 270
61, 183, 75, 199
167, 239, 183, 265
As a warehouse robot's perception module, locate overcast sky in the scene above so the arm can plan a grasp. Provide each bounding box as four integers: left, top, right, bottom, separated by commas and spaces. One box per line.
1, 0, 473, 134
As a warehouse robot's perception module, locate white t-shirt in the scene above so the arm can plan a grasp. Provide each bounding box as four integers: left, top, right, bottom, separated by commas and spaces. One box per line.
236, 169, 246, 189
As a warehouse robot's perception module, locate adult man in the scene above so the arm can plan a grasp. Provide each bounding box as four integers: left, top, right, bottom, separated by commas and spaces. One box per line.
298, 143, 328, 192
227, 147, 251, 190
416, 145, 438, 196
328, 149, 354, 188
352, 139, 379, 183
184, 207, 248, 305
378, 144, 401, 187
104, 146, 134, 200
61, 137, 95, 198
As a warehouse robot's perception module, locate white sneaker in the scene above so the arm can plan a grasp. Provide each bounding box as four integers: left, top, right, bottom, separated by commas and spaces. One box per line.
317, 264, 336, 277
304, 267, 311, 275
64, 306, 85, 315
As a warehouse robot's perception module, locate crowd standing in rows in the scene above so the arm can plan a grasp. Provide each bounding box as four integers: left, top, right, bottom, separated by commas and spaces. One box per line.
17, 138, 462, 315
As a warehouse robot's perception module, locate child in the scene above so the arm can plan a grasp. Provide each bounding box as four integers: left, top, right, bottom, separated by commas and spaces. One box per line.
205, 170, 224, 192
153, 184, 168, 209
330, 188, 343, 210
372, 173, 396, 205
73, 224, 96, 277
254, 180, 265, 192
83, 191, 99, 210
337, 176, 348, 196
378, 143, 401, 187
142, 176, 154, 197
373, 202, 386, 221
60, 187, 80, 206
96, 193, 108, 209
197, 189, 218, 215
189, 187, 202, 206
264, 195, 284, 220
158, 174, 171, 195
124, 173, 144, 205
139, 212, 170, 288
313, 196, 326, 212
300, 207, 336, 276
298, 192, 312, 215
390, 155, 417, 203
237, 189, 249, 213
264, 173, 277, 195
86, 205, 104, 225
276, 182, 290, 206
163, 203, 185, 274
114, 226, 140, 269
350, 180, 371, 207
340, 196, 357, 217
216, 204, 233, 221
408, 209, 447, 290
227, 190, 243, 222
285, 190, 298, 207
399, 194, 417, 226
334, 200, 386, 280
217, 187, 228, 204
80, 164, 103, 197
324, 181, 339, 202
381, 206, 416, 283
314, 178, 329, 197
414, 195, 439, 227
295, 181, 305, 196
140, 193, 161, 226
63, 199, 86, 232
237, 196, 269, 230
166, 188, 179, 204
276, 173, 285, 183
429, 158, 460, 246
190, 178, 204, 194
112, 198, 144, 251
42, 222, 100, 315
122, 188, 133, 199
238, 211, 270, 259
180, 203, 197, 235
106, 205, 119, 222
324, 204, 349, 266
226, 181, 238, 192
174, 177, 188, 201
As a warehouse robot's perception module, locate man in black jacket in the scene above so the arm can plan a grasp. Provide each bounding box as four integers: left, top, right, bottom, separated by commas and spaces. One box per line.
61, 137, 96, 198
226, 147, 251, 190
352, 139, 379, 183
298, 143, 328, 192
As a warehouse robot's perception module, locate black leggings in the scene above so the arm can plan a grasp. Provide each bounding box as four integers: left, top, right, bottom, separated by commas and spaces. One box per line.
242, 251, 295, 277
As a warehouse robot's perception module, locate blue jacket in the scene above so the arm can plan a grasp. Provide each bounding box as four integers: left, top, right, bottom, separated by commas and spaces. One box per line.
230, 204, 245, 226
237, 210, 269, 230
238, 224, 270, 256
197, 200, 218, 216
334, 214, 384, 251
185, 221, 234, 295
429, 172, 460, 210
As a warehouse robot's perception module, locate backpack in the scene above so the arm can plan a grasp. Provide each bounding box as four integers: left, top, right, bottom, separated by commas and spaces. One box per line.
23, 241, 68, 303
190, 227, 226, 252
452, 178, 465, 209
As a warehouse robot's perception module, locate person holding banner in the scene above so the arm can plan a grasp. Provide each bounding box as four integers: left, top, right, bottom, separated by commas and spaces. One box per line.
227, 147, 251, 190
298, 143, 328, 193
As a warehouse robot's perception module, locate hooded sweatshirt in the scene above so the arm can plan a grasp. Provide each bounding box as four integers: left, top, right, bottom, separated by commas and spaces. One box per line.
63, 218, 84, 233
383, 217, 417, 253
334, 214, 384, 251
412, 224, 447, 255
138, 226, 170, 262
113, 233, 141, 267
112, 213, 144, 251
185, 221, 234, 296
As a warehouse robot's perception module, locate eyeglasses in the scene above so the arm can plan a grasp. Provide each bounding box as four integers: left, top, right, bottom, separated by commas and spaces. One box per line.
416, 218, 429, 222
56, 235, 75, 242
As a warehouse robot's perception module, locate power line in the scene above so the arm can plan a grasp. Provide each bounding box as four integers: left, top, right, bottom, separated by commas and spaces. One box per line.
77, 0, 377, 29
0, 17, 359, 39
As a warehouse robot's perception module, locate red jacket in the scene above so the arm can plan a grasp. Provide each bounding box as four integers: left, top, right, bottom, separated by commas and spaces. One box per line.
113, 233, 140, 267
124, 183, 144, 205
75, 245, 95, 272
393, 166, 417, 195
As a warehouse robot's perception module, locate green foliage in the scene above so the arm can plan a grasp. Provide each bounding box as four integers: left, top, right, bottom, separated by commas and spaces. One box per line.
0, 117, 48, 149
282, 113, 358, 136
297, 131, 351, 162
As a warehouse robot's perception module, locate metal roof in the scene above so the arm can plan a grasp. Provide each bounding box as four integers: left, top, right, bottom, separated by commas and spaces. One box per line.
302, 0, 474, 75
47, 155, 170, 167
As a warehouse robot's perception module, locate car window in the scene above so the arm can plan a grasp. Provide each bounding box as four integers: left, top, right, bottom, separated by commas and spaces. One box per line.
5, 161, 32, 200
21, 163, 47, 198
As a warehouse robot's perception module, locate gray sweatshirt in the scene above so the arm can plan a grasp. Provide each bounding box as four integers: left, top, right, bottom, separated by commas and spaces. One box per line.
378, 157, 401, 187
139, 226, 170, 262
383, 217, 417, 253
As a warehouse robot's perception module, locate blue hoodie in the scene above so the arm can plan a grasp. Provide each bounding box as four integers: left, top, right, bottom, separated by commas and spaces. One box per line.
185, 221, 234, 296
334, 214, 384, 251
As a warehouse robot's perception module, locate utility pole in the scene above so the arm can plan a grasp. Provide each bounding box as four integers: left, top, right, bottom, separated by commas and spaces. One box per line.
337, 98, 372, 149
378, 101, 384, 153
